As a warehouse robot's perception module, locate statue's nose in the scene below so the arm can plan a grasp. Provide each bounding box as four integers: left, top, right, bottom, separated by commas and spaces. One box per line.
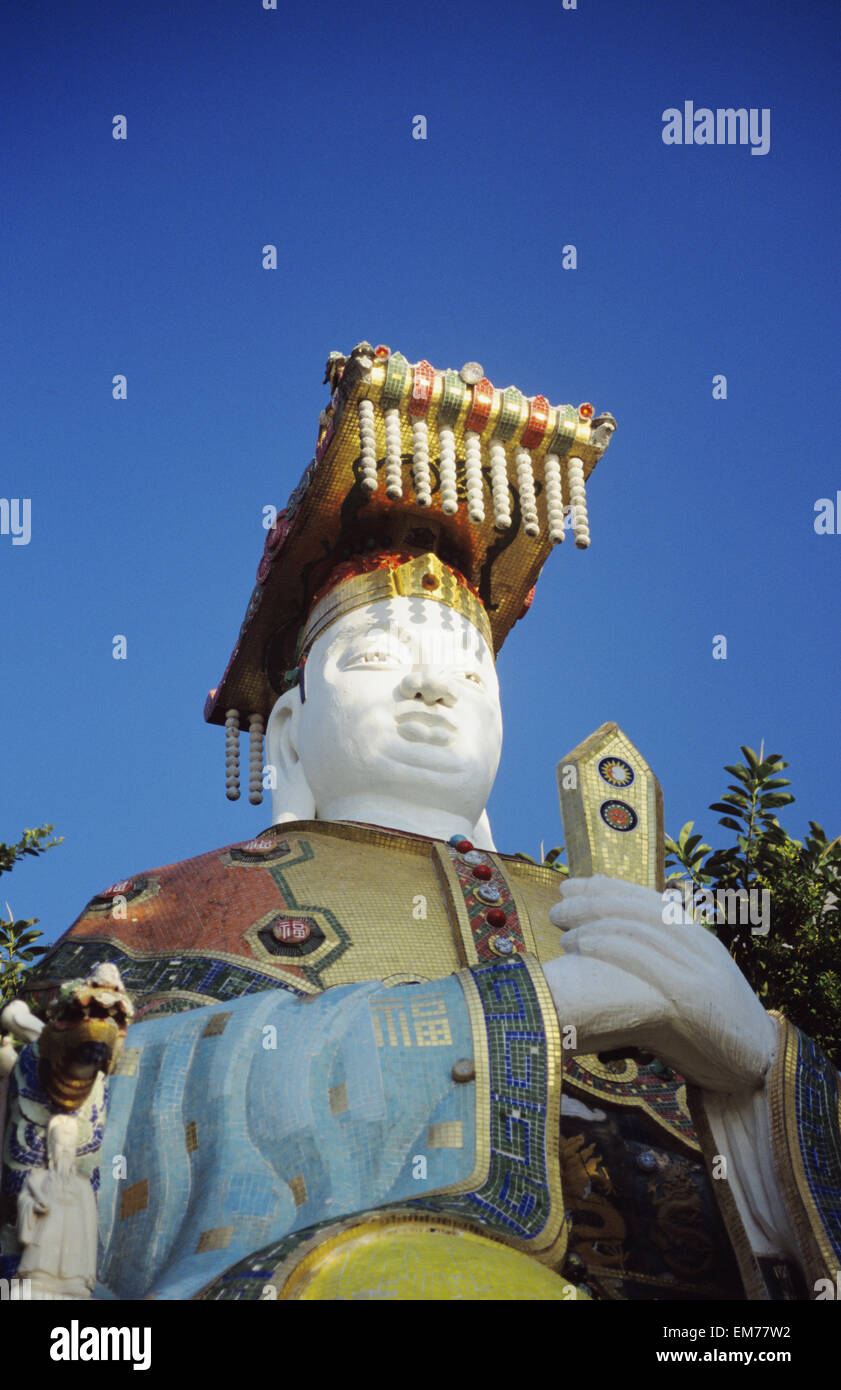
397, 668, 458, 707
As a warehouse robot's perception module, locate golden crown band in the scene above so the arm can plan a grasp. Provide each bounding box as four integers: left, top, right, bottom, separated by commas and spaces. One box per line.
298, 553, 494, 662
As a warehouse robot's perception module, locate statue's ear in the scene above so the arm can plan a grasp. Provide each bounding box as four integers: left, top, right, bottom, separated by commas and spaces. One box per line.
266, 689, 316, 824
472, 809, 496, 851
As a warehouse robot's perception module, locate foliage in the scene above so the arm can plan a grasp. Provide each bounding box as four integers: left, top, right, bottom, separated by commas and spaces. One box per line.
665, 747, 841, 1067
514, 844, 569, 877
0, 825, 63, 1008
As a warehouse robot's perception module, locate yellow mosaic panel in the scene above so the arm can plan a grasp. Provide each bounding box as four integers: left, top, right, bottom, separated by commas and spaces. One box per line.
275, 1214, 587, 1301
282, 826, 465, 988
557, 723, 665, 890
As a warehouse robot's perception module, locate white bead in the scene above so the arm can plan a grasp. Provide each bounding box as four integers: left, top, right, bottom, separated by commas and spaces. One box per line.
464, 432, 485, 523
565, 455, 591, 549
411, 419, 432, 506
438, 425, 458, 515
358, 399, 378, 493
544, 453, 565, 544
384, 408, 403, 500
514, 449, 539, 537
489, 440, 512, 530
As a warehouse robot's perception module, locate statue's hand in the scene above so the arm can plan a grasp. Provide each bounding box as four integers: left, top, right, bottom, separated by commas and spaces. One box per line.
542, 875, 777, 1093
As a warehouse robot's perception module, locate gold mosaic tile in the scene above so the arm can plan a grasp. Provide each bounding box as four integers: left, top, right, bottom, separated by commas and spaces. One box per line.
195, 1226, 234, 1254
113, 1046, 142, 1076
427, 1122, 464, 1149
328, 1083, 348, 1114
289, 1175, 308, 1207
119, 1179, 149, 1219
201, 1011, 233, 1038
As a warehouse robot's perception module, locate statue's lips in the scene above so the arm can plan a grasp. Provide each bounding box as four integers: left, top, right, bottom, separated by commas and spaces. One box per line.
395, 709, 457, 744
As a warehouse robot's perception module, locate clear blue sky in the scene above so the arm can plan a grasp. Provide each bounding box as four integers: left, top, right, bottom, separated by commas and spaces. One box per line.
3, 0, 839, 946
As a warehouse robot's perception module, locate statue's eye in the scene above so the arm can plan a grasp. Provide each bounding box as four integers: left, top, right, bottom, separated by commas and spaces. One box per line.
349, 648, 401, 667
464, 671, 484, 687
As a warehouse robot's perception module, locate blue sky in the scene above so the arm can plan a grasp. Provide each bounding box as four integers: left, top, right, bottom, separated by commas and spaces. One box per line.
3, 0, 840, 946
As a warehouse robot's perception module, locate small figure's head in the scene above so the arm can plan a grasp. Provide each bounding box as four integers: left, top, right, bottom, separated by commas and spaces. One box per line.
267, 586, 502, 844
46, 1113, 79, 1180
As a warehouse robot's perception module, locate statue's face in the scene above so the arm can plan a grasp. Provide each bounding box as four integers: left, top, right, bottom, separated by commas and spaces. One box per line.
291, 595, 502, 825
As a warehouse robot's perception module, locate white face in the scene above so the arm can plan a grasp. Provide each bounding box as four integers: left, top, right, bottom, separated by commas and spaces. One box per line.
289, 595, 502, 830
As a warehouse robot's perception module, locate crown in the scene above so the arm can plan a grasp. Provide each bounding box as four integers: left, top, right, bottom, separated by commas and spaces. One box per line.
300, 551, 493, 659
204, 343, 617, 804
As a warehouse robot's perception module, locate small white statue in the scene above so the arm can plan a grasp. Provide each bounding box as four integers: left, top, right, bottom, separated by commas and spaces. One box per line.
16, 1113, 98, 1300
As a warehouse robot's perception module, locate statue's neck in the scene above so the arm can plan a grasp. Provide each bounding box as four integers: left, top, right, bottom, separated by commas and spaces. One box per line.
314, 795, 479, 847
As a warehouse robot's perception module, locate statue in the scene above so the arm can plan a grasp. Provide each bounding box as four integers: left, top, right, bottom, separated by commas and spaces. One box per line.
0, 964, 132, 1291
4, 345, 838, 1301
17, 1114, 98, 1299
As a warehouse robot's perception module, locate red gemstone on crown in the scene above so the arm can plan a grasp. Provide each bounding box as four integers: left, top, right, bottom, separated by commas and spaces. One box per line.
486, 908, 507, 928
472, 864, 493, 882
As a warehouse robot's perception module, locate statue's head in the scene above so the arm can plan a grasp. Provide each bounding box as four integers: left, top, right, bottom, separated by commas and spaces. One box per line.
203, 347, 616, 842
266, 560, 503, 845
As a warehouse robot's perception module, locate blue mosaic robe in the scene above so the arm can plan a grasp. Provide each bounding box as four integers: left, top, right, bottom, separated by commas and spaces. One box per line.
3, 962, 839, 1300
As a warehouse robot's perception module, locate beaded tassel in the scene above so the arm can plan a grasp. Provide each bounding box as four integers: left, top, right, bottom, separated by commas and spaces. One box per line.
225, 709, 240, 801
565, 455, 591, 548
248, 713, 264, 806
411, 418, 432, 507
544, 452, 566, 545
358, 399, 377, 493
384, 407, 403, 500
438, 425, 458, 515
464, 432, 485, 523
489, 440, 512, 530
515, 449, 539, 537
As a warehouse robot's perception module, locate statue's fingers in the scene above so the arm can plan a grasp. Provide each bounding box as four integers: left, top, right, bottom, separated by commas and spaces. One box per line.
550, 882, 678, 932
557, 875, 666, 906
557, 918, 715, 983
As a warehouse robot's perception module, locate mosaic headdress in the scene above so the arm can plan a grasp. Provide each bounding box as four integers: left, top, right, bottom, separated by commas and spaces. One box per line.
205, 343, 617, 803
